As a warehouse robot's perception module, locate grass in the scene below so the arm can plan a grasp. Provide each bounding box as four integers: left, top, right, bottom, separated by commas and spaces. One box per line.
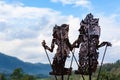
36, 73, 97, 80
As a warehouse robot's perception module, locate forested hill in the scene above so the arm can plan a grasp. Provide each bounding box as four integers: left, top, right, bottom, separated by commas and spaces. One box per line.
97, 60, 120, 80
0, 52, 51, 76
102, 60, 120, 72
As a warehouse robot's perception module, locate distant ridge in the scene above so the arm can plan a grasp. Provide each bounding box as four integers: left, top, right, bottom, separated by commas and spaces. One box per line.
0, 52, 51, 76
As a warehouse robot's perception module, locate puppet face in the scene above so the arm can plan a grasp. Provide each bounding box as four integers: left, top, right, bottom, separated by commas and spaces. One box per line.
53, 24, 69, 39
53, 25, 60, 39
79, 20, 88, 34
61, 24, 69, 39
79, 13, 100, 36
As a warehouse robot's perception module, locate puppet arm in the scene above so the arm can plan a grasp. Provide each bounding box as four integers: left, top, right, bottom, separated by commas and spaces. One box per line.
97, 41, 112, 48
72, 35, 83, 48
42, 39, 55, 52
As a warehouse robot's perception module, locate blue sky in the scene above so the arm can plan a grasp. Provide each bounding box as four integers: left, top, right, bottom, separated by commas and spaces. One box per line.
4, 0, 120, 16
0, 0, 120, 68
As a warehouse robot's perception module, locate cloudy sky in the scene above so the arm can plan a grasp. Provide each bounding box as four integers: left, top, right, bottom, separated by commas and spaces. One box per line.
0, 0, 120, 67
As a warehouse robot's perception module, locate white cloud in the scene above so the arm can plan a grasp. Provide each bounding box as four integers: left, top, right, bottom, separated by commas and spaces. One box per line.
98, 14, 120, 43
0, 1, 120, 65
51, 0, 92, 9
0, 1, 80, 63
96, 14, 120, 63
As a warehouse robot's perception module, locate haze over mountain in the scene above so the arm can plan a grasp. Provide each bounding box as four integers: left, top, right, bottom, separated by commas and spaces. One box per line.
0, 52, 51, 76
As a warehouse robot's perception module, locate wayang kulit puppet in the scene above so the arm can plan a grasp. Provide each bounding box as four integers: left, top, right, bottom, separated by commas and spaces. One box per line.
72, 13, 111, 75
42, 13, 112, 77
42, 24, 72, 75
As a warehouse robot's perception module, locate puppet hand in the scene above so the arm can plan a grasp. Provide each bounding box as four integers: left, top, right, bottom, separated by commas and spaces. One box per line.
106, 42, 112, 46
103, 42, 112, 46
42, 40, 46, 48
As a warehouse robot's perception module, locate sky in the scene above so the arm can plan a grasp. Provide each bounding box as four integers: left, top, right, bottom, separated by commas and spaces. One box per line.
0, 0, 120, 68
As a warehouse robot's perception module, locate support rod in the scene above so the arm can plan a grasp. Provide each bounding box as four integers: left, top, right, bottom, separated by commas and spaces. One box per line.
44, 48, 58, 80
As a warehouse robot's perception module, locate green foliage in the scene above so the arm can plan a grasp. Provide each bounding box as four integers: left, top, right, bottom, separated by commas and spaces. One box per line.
10, 68, 23, 80
99, 71, 120, 80
0, 73, 7, 80
98, 60, 120, 80
22, 74, 36, 80
38, 60, 120, 80
10, 68, 36, 80
1, 60, 120, 80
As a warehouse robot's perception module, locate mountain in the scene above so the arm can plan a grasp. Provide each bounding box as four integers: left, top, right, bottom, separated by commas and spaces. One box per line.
0, 52, 51, 77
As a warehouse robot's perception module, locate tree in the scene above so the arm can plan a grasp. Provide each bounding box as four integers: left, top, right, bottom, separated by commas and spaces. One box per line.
0, 73, 6, 80
10, 68, 23, 80
22, 74, 36, 80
